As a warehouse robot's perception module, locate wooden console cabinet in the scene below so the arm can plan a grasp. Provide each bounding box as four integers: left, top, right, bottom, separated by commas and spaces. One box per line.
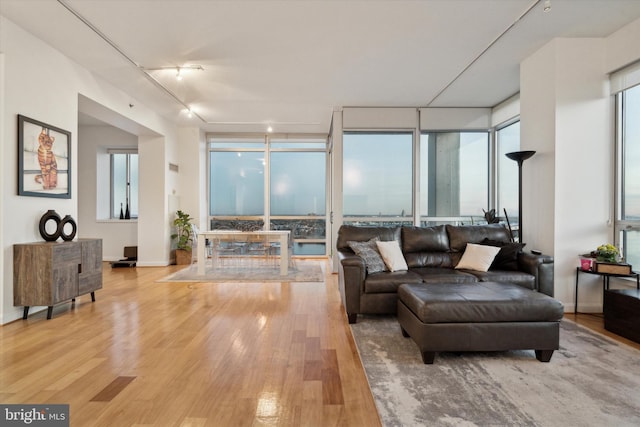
13, 239, 102, 319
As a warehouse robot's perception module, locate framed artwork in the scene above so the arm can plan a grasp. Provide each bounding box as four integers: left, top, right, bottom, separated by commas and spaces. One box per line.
18, 114, 71, 199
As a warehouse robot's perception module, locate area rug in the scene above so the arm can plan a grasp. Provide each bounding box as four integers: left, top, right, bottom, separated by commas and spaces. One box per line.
158, 260, 324, 282
350, 315, 640, 427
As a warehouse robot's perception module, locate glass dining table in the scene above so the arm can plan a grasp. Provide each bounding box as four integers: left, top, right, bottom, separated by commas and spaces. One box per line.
197, 230, 291, 276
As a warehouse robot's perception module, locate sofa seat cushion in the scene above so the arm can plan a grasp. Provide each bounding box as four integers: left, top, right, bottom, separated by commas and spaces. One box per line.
411, 267, 478, 284
467, 270, 536, 290
364, 270, 424, 293
398, 282, 564, 324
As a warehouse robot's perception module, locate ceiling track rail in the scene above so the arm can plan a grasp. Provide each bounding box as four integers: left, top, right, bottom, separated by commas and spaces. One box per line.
56, 0, 206, 122
425, 0, 542, 107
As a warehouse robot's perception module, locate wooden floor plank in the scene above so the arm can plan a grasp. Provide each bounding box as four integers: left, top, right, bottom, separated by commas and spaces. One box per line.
90, 376, 137, 402
0, 261, 381, 426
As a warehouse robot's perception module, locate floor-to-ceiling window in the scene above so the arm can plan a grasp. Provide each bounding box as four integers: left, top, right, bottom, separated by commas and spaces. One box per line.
616, 84, 640, 267
419, 131, 489, 225
496, 121, 520, 227
342, 132, 413, 225
209, 136, 328, 255
269, 140, 327, 255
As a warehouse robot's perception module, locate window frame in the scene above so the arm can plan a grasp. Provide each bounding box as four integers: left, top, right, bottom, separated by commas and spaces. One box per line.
207, 134, 329, 256
418, 130, 491, 225
109, 149, 138, 220
342, 130, 415, 226
614, 87, 640, 265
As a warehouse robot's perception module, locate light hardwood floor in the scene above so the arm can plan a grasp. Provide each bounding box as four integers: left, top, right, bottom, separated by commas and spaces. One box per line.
0, 261, 381, 427
2, 261, 638, 427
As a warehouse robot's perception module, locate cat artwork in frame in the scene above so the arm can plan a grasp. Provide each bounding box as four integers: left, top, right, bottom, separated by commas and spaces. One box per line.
18, 114, 71, 199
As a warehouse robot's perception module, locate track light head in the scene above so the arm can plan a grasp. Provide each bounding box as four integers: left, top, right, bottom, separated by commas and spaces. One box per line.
543, 0, 551, 12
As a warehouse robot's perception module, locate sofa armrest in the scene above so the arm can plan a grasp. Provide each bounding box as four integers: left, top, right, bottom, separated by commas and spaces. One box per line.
518, 252, 555, 297
337, 251, 367, 323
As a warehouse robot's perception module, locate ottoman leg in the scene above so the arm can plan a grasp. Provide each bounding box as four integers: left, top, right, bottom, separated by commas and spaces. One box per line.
401, 327, 410, 338
421, 351, 436, 364
535, 349, 554, 362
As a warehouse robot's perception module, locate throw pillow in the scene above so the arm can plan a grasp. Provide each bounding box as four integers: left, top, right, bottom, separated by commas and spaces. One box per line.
480, 238, 526, 271
348, 238, 387, 274
376, 240, 408, 272
455, 243, 501, 272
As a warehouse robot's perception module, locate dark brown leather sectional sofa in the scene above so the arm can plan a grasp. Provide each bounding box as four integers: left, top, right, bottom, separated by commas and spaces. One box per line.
336, 223, 555, 324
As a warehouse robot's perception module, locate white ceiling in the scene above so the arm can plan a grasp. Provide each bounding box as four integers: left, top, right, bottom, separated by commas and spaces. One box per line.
2, 0, 640, 134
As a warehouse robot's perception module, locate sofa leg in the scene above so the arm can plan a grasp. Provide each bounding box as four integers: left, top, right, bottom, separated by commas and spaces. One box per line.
421, 351, 436, 364
401, 327, 410, 338
535, 349, 554, 362
347, 313, 357, 324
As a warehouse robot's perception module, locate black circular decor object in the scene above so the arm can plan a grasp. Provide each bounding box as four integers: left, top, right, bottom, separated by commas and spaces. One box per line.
59, 215, 77, 241
39, 210, 61, 241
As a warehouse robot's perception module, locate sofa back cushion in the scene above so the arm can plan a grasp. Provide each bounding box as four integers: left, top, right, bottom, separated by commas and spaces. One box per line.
401, 225, 455, 268
401, 225, 449, 252
446, 224, 511, 252
337, 225, 401, 252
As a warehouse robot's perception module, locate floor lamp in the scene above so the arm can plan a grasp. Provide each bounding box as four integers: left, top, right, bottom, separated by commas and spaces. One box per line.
505, 150, 536, 242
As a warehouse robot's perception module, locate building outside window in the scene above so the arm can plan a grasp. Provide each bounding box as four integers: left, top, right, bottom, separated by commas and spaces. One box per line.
419, 131, 489, 225
110, 150, 138, 219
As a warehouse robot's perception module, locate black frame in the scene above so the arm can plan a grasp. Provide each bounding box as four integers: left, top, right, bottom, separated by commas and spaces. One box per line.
18, 114, 71, 199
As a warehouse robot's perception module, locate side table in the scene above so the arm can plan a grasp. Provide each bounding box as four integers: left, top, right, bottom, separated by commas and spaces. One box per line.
574, 267, 640, 313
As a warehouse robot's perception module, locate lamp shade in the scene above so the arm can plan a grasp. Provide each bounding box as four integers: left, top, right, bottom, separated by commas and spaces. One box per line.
505, 150, 536, 163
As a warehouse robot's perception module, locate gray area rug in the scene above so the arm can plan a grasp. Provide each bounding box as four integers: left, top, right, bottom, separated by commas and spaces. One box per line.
158, 260, 324, 282
351, 315, 640, 427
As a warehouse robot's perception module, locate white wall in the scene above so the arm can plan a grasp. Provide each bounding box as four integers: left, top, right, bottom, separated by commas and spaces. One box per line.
177, 127, 208, 231
0, 16, 179, 323
78, 125, 138, 261
521, 38, 614, 312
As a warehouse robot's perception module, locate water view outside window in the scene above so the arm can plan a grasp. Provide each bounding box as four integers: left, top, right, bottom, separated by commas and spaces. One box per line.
209, 138, 327, 255
270, 150, 326, 255
210, 151, 265, 216
343, 132, 413, 223
496, 122, 520, 226
619, 84, 640, 267
420, 132, 489, 221
270, 152, 325, 215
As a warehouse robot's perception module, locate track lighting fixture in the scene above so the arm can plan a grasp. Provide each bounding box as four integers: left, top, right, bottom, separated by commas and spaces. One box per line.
141, 64, 204, 79
543, 0, 551, 12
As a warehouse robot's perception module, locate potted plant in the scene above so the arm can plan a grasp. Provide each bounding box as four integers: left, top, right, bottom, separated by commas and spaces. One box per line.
172, 210, 194, 265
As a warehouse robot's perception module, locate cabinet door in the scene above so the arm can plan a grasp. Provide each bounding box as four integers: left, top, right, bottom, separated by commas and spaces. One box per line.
79, 239, 103, 295
51, 243, 81, 304
52, 263, 79, 303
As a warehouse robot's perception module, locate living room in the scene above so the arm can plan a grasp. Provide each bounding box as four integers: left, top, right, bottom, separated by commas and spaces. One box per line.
2, 1, 640, 425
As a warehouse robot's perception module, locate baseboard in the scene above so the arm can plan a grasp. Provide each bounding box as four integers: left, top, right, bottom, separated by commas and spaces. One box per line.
136, 261, 171, 267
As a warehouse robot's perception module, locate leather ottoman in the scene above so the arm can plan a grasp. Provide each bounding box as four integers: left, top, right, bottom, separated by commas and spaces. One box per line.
397, 282, 564, 364
604, 288, 640, 344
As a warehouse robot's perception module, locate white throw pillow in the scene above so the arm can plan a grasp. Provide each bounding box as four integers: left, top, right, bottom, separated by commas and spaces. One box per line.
376, 240, 408, 272
455, 243, 501, 272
